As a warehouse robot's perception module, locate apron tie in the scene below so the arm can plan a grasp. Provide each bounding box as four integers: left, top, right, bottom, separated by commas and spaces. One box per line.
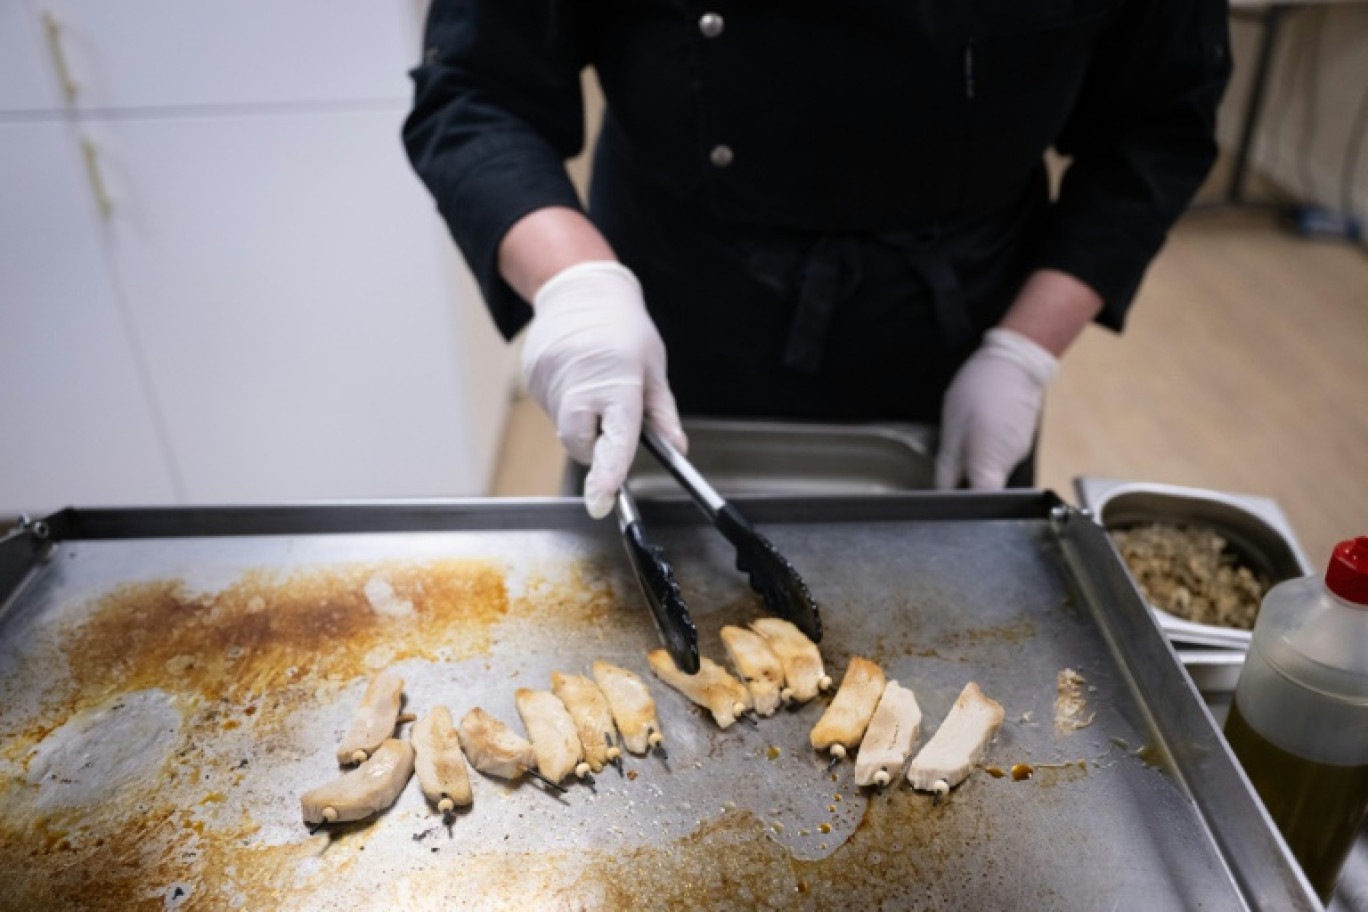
783, 235, 864, 373
745, 227, 973, 375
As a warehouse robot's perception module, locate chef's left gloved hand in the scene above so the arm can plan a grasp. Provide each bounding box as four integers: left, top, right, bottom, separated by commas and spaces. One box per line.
935, 328, 1059, 490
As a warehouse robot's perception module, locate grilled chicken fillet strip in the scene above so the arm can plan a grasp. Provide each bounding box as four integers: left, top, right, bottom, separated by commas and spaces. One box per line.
336, 669, 404, 765
720, 625, 785, 716
810, 656, 885, 759
412, 706, 472, 812
648, 650, 753, 729
515, 688, 586, 783
907, 682, 1005, 795
749, 618, 831, 703
552, 672, 619, 773
302, 738, 414, 825
458, 707, 537, 781
854, 680, 922, 787
592, 660, 663, 755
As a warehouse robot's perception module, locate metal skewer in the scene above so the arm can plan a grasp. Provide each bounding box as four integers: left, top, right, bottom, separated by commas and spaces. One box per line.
523, 767, 568, 794
606, 733, 624, 776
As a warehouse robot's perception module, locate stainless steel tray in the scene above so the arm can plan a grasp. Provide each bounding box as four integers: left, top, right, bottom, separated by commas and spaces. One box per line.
0, 496, 1318, 910
1075, 478, 1314, 653
562, 419, 938, 498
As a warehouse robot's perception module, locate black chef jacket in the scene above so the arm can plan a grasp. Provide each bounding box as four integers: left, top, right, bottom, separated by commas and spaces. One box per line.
404, 0, 1230, 423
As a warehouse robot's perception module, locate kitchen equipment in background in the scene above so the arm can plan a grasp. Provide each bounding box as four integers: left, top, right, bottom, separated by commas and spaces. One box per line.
562, 419, 937, 499
1074, 478, 1314, 652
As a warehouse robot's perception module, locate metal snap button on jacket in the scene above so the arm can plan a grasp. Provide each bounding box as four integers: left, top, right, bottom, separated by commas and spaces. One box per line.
709, 145, 734, 168
699, 13, 724, 38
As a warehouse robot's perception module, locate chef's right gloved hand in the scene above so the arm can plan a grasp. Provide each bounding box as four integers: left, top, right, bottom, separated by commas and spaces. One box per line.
522, 261, 687, 520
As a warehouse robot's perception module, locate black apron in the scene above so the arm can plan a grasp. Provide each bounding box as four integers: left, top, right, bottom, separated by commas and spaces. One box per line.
589, 116, 1050, 429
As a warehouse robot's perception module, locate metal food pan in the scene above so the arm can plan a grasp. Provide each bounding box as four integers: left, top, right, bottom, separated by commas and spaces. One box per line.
1074, 478, 1314, 652
0, 495, 1318, 910
562, 419, 938, 498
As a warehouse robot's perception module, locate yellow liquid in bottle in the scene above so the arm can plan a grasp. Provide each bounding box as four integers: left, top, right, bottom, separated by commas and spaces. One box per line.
1226, 698, 1368, 902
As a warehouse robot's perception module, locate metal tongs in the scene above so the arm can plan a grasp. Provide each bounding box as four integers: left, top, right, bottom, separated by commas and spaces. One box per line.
641, 427, 824, 643
616, 483, 700, 673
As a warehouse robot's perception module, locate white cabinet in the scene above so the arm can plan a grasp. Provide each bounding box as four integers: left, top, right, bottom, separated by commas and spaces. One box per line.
0, 4, 63, 112
94, 109, 490, 501
0, 122, 180, 509
0, 2, 515, 512
33, 0, 415, 110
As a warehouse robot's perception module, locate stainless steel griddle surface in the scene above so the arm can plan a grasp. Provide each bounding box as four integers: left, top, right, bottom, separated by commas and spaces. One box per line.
0, 497, 1319, 910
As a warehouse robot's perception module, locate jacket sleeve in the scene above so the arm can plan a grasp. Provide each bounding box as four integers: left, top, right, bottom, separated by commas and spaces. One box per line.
1035, 0, 1231, 331
403, 0, 588, 339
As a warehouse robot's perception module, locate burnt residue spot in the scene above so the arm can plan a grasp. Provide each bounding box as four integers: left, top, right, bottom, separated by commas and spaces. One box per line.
56, 560, 509, 702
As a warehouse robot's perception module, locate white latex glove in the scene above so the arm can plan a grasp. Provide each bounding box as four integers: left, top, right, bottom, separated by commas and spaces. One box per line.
934, 327, 1059, 491
522, 261, 687, 519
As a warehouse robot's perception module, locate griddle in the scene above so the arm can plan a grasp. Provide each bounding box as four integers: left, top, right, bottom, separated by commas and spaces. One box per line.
0, 495, 1320, 910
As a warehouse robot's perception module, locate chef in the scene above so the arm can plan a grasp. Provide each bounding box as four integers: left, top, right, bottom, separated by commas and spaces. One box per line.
404, 0, 1230, 517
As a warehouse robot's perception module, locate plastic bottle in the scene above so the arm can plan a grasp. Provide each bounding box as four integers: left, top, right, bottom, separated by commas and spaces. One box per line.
1224, 536, 1368, 904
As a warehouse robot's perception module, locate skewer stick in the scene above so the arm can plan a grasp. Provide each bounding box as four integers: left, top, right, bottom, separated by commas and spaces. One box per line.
396, 712, 417, 724
827, 743, 846, 770
309, 806, 339, 834
606, 733, 624, 776
931, 779, 949, 806
648, 728, 668, 760
735, 704, 758, 727
350, 749, 368, 765
523, 767, 568, 794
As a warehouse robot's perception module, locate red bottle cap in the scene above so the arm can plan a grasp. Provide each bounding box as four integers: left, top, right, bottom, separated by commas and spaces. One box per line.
1326, 537, 1368, 606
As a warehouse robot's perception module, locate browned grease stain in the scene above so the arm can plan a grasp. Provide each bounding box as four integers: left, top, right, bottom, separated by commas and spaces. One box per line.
382, 794, 1003, 911
1011, 763, 1034, 781
55, 559, 511, 705
0, 556, 647, 910
985, 766, 1006, 778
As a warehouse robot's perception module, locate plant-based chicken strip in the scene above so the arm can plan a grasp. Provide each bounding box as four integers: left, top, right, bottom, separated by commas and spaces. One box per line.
592, 660, 664, 755
810, 657, 885, 759
515, 688, 586, 784
648, 649, 753, 729
412, 706, 472, 812
720, 625, 785, 716
854, 680, 922, 787
907, 682, 1004, 796
336, 669, 404, 765
458, 707, 537, 781
749, 618, 831, 703
551, 672, 619, 773
302, 738, 414, 825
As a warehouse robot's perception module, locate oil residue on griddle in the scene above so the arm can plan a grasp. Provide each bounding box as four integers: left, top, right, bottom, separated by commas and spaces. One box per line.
54, 559, 510, 704
985, 766, 1006, 778
0, 556, 613, 911
1011, 764, 1034, 781
1135, 743, 1168, 772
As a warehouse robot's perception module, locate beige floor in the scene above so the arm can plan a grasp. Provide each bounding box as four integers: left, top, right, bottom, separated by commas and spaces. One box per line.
492, 206, 1368, 566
